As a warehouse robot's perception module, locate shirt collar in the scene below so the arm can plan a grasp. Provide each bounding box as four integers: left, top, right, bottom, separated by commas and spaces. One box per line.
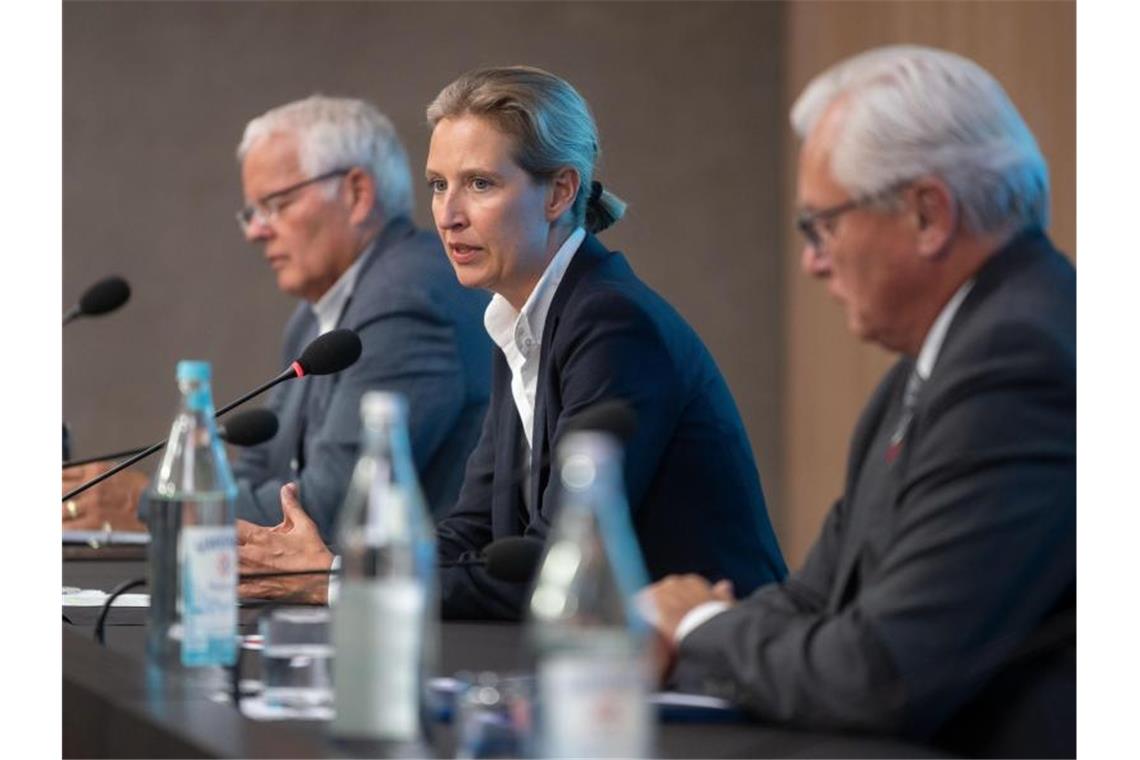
484, 227, 586, 354
915, 278, 975, 380
311, 245, 369, 335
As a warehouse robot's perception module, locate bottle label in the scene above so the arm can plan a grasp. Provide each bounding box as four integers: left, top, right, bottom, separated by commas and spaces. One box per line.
539, 651, 651, 757
179, 525, 237, 666
332, 578, 425, 739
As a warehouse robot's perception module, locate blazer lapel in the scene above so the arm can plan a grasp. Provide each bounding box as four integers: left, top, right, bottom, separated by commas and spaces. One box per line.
529, 234, 612, 518
488, 355, 526, 536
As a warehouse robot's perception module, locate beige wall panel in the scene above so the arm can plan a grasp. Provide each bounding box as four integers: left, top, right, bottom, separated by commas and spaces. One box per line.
780, 1, 1075, 567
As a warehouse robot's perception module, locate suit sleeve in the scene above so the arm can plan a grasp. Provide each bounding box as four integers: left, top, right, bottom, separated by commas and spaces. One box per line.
436, 401, 530, 620
671, 321, 1075, 738
234, 293, 467, 543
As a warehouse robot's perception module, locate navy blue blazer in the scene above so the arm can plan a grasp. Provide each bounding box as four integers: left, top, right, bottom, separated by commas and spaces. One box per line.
437, 233, 786, 619
230, 217, 491, 540
673, 229, 1075, 757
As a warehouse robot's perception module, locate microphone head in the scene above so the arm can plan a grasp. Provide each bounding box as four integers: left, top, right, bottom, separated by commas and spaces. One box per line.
218, 408, 279, 447
565, 399, 637, 442
295, 328, 362, 376
78, 275, 131, 317
483, 536, 546, 584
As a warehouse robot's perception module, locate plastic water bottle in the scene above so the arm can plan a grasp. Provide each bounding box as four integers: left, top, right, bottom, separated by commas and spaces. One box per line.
146, 360, 238, 672
529, 431, 655, 758
331, 391, 438, 742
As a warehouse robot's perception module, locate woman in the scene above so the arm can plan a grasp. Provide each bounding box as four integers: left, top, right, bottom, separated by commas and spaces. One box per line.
239, 67, 786, 617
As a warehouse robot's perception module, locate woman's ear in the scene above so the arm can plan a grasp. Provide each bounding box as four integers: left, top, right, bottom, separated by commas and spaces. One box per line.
546, 167, 580, 222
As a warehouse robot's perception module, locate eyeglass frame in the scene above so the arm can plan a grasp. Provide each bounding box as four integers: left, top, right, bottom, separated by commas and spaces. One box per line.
795, 181, 911, 254
235, 168, 353, 230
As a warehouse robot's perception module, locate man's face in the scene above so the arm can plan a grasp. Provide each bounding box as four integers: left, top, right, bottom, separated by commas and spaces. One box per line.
796, 103, 922, 350
239, 133, 356, 302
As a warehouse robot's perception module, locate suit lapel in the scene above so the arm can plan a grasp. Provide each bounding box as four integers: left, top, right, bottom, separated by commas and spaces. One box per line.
828, 360, 911, 610
488, 355, 526, 535
528, 234, 612, 519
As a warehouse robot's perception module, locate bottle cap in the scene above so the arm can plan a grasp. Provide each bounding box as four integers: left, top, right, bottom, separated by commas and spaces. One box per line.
176, 360, 211, 383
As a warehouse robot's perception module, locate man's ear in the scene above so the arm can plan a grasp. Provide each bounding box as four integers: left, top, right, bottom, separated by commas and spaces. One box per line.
345, 167, 379, 226
545, 166, 580, 223
910, 176, 957, 259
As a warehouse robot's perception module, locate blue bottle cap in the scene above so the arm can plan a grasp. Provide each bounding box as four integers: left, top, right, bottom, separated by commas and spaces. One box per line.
176, 360, 212, 382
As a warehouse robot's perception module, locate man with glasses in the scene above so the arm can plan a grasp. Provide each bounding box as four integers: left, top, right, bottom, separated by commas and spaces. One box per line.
642, 46, 1075, 756
64, 95, 491, 542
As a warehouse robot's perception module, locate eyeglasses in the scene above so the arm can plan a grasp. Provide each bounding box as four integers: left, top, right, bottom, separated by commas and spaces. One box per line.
795, 183, 909, 254
235, 168, 351, 230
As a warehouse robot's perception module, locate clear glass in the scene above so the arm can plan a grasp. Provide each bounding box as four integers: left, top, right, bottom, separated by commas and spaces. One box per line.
330, 391, 439, 742
146, 361, 238, 675
454, 671, 535, 759
260, 607, 334, 710
528, 432, 655, 758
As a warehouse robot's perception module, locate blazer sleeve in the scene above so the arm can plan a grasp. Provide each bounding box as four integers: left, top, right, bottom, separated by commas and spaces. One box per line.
436, 402, 530, 620
671, 319, 1075, 739
235, 292, 468, 543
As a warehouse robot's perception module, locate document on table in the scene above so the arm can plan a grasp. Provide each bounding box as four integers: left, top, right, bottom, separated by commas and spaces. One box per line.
62, 587, 149, 607
63, 530, 150, 545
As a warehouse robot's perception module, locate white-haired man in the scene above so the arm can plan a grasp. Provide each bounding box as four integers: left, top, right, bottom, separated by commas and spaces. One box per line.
63, 96, 492, 543
643, 46, 1075, 757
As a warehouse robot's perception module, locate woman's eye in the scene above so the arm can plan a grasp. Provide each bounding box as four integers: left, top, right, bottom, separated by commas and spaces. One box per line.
471, 177, 492, 191
428, 179, 446, 193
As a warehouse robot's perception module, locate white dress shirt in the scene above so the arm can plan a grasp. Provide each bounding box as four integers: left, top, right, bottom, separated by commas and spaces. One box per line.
483, 227, 585, 464
311, 248, 368, 334
672, 278, 976, 644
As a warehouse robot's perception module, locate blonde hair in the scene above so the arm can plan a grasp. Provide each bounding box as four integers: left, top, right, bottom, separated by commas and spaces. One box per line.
427, 66, 626, 233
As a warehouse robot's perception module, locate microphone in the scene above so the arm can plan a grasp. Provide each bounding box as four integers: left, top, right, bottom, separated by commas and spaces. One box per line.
62, 409, 279, 468
219, 408, 279, 447
63, 275, 131, 326
440, 536, 546, 584
484, 536, 545, 583
62, 330, 362, 502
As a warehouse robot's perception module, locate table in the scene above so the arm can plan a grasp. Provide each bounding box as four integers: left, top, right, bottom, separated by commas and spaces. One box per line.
63, 555, 946, 758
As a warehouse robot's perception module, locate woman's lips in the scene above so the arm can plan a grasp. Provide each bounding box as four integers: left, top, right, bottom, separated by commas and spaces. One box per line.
449, 244, 483, 264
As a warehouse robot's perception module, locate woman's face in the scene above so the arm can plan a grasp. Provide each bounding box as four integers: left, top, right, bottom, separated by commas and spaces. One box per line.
426, 114, 569, 308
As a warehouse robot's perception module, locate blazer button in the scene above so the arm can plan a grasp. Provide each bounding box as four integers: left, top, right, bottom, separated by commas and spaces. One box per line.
290, 457, 299, 473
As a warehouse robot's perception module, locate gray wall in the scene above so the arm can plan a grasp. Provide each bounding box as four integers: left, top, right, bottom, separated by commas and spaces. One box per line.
63, 2, 787, 520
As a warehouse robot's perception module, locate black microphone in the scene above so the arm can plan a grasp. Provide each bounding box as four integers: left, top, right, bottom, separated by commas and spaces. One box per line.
219, 408, 279, 447
484, 536, 545, 583
439, 536, 546, 584
63, 275, 131, 326
62, 330, 362, 502
62, 409, 280, 468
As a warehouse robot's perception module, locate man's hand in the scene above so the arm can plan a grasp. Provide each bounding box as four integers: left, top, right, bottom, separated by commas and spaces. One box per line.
237, 483, 334, 605
61, 462, 148, 532
639, 574, 736, 684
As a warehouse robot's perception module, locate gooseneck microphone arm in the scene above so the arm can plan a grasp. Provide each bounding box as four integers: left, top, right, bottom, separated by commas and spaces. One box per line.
62, 329, 362, 503
63, 409, 280, 469
60, 369, 296, 502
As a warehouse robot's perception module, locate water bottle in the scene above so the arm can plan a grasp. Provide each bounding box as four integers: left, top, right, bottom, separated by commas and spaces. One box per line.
331, 391, 438, 742
146, 360, 238, 671
529, 431, 655, 758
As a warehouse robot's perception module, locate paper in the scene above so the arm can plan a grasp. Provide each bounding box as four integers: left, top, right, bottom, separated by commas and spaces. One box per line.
62, 588, 150, 607
63, 530, 150, 546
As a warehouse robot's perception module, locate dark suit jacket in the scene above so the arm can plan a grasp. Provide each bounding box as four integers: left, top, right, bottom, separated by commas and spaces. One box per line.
231, 217, 491, 540
437, 233, 787, 620
672, 229, 1075, 757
